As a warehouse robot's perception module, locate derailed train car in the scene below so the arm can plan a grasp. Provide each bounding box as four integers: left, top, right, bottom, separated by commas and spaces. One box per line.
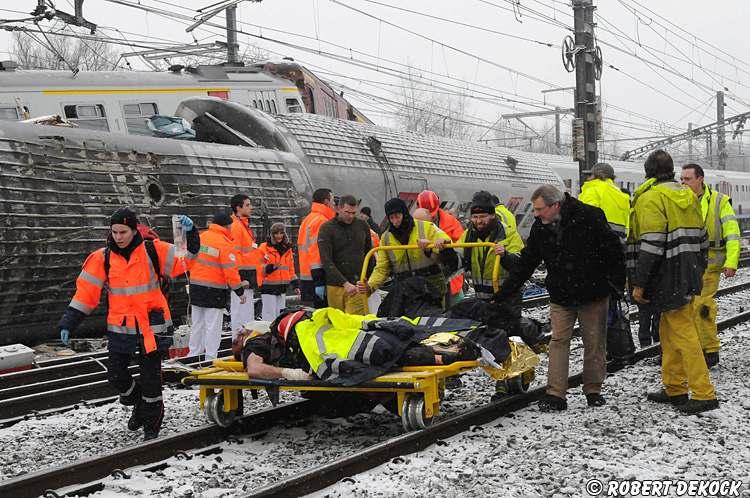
0, 99, 570, 344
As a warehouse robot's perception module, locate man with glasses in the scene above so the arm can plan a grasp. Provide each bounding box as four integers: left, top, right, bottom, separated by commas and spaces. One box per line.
496, 184, 625, 412
680, 164, 739, 368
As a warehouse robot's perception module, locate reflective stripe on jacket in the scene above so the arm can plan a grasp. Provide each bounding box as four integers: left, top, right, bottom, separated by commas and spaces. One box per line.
579, 178, 631, 241
629, 180, 708, 311
298, 202, 336, 281
69, 240, 184, 353
700, 186, 740, 270
458, 219, 524, 300
230, 215, 261, 285
191, 224, 243, 291
259, 242, 298, 293
367, 220, 451, 291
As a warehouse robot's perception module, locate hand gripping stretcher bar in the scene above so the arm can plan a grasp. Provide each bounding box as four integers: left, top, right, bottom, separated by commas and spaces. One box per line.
358, 241, 502, 314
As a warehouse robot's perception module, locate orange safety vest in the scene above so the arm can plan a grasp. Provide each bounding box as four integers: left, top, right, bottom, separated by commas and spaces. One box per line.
230, 215, 262, 286
298, 202, 336, 281
191, 224, 243, 292
68, 240, 187, 353
435, 209, 465, 295
370, 229, 380, 248
258, 242, 297, 288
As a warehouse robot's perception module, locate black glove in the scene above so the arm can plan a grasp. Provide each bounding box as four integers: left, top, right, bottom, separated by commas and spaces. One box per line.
265, 263, 277, 274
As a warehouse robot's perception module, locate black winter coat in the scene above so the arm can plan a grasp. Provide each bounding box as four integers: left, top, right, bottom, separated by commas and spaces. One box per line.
496, 194, 625, 307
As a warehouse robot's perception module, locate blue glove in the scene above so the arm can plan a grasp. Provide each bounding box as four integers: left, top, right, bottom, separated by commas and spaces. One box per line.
314, 286, 326, 300
60, 329, 70, 346
177, 215, 194, 231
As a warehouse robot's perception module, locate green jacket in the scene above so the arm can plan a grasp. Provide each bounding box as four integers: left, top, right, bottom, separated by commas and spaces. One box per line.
579, 178, 631, 241
699, 185, 740, 271
628, 180, 708, 311
458, 219, 524, 300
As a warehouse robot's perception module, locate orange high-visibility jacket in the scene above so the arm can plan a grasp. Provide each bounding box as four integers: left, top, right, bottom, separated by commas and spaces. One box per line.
69, 240, 189, 353
258, 242, 298, 294
370, 229, 380, 249
191, 224, 243, 292
435, 209, 465, 295
298, 202, 336, 282
435, 208, 464, 242
230, 215, 262, 287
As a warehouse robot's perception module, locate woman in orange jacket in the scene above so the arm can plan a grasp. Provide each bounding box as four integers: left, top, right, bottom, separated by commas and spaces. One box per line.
258, 223, 299, 321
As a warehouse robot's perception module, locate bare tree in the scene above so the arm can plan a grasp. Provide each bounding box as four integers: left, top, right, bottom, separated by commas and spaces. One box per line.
396, 67, 475, 140
146, 43, 271, 71
10, 30, 119, 71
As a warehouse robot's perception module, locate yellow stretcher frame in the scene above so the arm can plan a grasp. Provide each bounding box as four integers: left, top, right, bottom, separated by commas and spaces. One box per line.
359, 242, 502, 314
182, 359, 481, 431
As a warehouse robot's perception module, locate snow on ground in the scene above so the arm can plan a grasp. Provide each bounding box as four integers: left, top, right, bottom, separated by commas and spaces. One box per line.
314, 325, 750, 498
2, 271, 749, 496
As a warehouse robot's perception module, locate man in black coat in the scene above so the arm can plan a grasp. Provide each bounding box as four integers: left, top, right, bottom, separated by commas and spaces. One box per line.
496, 184, 625, 411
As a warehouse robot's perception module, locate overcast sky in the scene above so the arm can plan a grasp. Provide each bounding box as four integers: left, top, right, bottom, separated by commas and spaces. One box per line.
1, 0, 748, 157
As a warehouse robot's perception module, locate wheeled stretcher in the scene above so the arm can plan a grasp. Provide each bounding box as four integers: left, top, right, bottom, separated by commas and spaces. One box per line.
181, 241, 537, 432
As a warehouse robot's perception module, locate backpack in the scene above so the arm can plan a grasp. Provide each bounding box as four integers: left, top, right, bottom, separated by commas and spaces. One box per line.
606, 298, 635, 364
103, 225, 170, 296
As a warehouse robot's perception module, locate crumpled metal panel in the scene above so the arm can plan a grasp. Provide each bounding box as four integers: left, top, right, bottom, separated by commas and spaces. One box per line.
0, 122, 303, 344
275, 113, 564, 186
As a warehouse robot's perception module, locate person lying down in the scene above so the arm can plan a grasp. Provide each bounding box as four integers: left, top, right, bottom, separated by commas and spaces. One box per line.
231, 307, 514, 387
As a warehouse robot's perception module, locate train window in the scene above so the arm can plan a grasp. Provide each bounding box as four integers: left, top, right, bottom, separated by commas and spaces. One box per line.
270, 100, 277, 114
563, 178, 572, 189
0, 106, 20, 120
63, 104, 109, 131
122, 102, 159, 136
286, 98, 303, 113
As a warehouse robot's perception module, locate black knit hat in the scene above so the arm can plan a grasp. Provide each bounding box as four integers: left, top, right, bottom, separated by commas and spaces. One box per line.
212, 211, 233, 227
470, 191, 495, 215
110, 207, 138, 230
384, 198, 409, 217
360, 206, 372, 217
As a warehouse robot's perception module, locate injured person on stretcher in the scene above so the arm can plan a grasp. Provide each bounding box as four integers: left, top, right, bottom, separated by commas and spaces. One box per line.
232, 298, 548, 388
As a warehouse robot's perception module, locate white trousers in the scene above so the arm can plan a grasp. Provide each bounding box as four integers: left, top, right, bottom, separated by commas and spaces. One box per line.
230, 288, 253, 339
368, 291, 382, 315
189, 306, 223, 360
261, 294, 285, 322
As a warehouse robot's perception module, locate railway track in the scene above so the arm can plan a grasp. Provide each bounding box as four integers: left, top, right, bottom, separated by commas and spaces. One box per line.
5, 307, 748, 498
3, 276, 749, 427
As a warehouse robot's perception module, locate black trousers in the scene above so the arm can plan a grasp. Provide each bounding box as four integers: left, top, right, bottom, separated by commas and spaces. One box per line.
108, 349, 164, 429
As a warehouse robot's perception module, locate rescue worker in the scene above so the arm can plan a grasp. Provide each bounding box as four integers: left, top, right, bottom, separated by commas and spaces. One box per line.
458, 191, 524, 305
58, 208, 198, 440
358, 198, 453, 306
359, 206, 382, 235
230, 194, 261, 338
258, 222, 299, 321
318, 195, 372, 314
298, 188, 336, 308
416, 190, 465, 306
495, 185, 625, 411
491, 194, 518, 234
189, 212, 247, 360
680, 163, 740, 367
578, 163, 631, 243
630, 150, 718, 414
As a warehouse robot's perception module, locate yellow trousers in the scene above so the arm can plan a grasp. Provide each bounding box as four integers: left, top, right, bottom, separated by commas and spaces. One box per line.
660, 302, 716, 400
693, 270, 721, 353
326, 285, 367, 315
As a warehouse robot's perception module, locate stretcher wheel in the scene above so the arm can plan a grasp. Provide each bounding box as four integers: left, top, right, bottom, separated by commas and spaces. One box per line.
401, 394, 433, 431
206, 392, 237, 428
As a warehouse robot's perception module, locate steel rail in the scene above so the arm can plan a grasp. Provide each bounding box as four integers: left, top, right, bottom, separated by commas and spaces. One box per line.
0, 400, 317, 498
245, 310, 750, 497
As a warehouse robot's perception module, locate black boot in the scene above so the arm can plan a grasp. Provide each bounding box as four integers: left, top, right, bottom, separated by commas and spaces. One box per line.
127, 401, 143, 431
142, 400, 164, 441
538, 394, 567, 412
704, 351, 719, 368
586, 393, 606, 407
646, 389, 689, 405
676, 398, 719, 414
